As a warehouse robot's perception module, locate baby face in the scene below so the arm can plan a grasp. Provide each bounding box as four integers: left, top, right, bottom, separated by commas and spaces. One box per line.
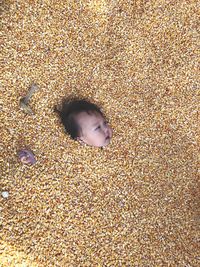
75, 111, 112, 147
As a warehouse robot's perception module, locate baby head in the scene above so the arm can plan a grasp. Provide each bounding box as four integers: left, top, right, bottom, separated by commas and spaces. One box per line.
55, 99, 112, 147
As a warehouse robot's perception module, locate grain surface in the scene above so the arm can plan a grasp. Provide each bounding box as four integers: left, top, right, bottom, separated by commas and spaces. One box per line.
1, 0, 199, 266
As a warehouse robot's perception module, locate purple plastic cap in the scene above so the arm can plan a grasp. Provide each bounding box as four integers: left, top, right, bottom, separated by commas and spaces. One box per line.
18, 149, 36, 165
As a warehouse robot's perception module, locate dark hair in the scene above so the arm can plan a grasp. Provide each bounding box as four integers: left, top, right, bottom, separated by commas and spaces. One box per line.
54, 98, 104, 140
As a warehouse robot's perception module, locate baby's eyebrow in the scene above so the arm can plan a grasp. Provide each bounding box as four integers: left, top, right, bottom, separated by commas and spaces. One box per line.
92, 123, 99, 127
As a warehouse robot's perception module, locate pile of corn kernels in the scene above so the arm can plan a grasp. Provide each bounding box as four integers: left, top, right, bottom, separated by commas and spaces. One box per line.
1, 0, 199, 266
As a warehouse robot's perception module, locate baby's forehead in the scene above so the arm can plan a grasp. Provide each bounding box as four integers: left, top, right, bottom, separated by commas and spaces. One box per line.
75, 111, 103, 126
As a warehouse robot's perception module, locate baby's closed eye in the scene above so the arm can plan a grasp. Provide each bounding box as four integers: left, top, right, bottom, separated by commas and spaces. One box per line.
94, 121, 108, 131
95, 125, 101, 131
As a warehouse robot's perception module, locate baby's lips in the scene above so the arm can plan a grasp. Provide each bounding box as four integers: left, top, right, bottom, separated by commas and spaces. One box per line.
18, 149, 36, 165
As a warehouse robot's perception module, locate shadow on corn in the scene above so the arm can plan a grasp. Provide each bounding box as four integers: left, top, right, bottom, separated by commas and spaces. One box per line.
0, 241, 40, 267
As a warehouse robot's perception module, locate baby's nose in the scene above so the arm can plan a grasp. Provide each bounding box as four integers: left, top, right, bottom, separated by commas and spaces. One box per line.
104, 126, 109, 135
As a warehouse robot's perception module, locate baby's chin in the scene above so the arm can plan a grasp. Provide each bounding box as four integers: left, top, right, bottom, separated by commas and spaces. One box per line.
101, 136, 111, 147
